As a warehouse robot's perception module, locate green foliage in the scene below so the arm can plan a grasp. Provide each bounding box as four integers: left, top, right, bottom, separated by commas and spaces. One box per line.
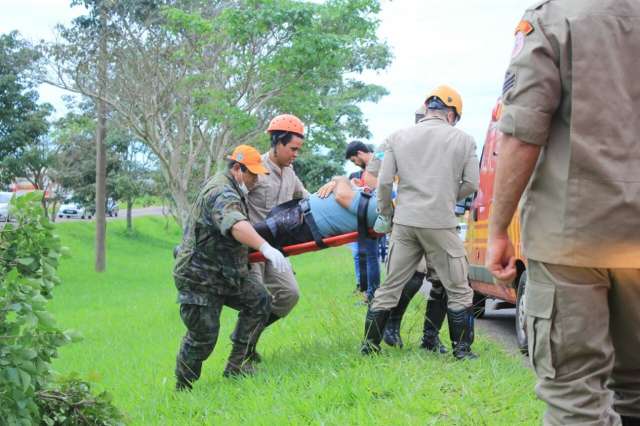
294, 148, 345, 192
38, 375, 125, 426
0, 192, 70, 423
0, 31, 53, 185
0, 192, 123, 425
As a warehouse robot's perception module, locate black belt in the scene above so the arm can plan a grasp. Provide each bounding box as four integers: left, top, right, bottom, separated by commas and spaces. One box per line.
299, 199, 327, 248
357, 192, 373, 292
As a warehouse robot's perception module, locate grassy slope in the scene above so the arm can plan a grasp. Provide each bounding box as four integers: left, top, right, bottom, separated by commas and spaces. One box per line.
49, 217, 543, 425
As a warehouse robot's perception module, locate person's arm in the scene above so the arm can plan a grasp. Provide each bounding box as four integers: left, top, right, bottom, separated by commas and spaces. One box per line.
213, 187, 289, 272
333, 176, 356, 209
457, 139, 480, 201
486, 134, 540, 284
376, 141, 396, 219
230, 220, 266, 251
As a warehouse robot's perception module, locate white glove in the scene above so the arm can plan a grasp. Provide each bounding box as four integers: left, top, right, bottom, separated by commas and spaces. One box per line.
259, 242, 290, 273
373, 215, 392, 234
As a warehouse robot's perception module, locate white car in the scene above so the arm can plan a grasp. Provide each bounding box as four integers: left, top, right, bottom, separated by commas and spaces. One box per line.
57, 201, 92, 219
0, 192, 14, 222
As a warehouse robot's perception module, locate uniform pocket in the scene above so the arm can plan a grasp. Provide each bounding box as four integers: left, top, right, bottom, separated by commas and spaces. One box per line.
446, 254, 468, 284
526, 282, 557, 380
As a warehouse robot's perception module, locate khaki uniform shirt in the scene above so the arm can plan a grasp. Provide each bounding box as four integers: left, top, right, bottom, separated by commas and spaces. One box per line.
247, 152, 308, 223
499, 0, 640, 268
377, 117, 479, 229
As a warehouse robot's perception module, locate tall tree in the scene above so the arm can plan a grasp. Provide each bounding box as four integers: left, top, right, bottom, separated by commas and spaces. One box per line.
0, 31, 52, 188
45, 0, 390, 227
95, 3, 109, 271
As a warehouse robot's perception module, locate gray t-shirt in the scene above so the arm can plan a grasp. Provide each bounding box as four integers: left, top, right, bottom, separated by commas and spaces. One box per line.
307, 191, 377, 237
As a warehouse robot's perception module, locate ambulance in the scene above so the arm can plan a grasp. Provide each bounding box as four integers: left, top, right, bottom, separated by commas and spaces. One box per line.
463, 98, 529, 354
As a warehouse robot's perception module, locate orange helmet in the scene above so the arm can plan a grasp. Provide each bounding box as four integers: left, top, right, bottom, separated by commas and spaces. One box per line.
426, 85, 463, 118
267, 114, 305, 137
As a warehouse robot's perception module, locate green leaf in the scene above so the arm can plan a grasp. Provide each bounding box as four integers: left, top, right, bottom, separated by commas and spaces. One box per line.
16, 257, 35, 266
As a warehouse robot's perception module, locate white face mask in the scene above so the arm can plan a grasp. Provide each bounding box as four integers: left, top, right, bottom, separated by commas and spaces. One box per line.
239, 182, 249, 195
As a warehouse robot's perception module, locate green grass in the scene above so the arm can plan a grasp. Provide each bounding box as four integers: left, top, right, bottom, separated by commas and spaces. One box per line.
49, 217, 543, 425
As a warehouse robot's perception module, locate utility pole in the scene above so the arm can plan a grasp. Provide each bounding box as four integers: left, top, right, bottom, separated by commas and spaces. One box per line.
95, 3, 108, 272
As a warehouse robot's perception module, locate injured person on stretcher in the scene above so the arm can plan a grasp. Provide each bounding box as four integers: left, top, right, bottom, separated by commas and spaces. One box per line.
253, 176, 378, 248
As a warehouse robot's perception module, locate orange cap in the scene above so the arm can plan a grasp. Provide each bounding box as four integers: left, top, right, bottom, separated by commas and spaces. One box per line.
228, 145, 269, 175
266, 114, 305, 136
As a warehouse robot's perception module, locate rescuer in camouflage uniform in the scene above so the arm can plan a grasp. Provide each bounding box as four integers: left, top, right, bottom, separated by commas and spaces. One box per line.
174, 145, 290, 390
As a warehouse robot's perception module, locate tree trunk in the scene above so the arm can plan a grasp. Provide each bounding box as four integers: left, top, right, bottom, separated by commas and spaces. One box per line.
95, 6, 108, 272
126, 199, 133, 231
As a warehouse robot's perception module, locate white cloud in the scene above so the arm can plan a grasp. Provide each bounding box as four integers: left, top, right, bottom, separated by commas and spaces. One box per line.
359, 0, 532, 148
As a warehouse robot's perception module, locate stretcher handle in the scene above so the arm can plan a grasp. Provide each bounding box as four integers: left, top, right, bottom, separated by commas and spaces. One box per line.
248, 230, 382, 263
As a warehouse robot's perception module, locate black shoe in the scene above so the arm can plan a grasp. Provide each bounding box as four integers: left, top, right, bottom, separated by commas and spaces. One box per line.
175, 379, 193, 392
622, 416, 640, 426
420, 330, 447, 354
448, 306, 478, 360
360, 309, 390, 355
223, 343, 257, 378
383, 317, 403, 348
175, 356, 202, 391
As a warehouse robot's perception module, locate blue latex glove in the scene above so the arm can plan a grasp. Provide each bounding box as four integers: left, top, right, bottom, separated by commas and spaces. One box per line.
373, 215, 392, 234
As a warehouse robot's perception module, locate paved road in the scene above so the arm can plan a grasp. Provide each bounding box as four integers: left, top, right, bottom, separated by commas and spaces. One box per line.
53, 206, 166, 223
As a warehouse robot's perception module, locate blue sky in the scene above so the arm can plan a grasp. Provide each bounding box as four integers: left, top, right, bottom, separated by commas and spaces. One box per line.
1, 0, 532, 151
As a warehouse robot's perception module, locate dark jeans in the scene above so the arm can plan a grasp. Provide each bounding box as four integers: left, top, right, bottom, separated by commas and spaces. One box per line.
351, 238, 380, 301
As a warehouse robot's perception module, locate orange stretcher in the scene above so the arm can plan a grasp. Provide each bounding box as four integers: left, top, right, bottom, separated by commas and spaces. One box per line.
248, 230, 381, 263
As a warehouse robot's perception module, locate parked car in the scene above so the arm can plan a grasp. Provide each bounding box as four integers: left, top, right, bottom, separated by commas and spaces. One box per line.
57, 200, 92, 219
461, 98, 529, 354
0, 192, 14, 222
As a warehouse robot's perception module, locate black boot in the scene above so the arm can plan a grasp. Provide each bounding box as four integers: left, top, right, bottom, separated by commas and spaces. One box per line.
223, 342, 256, 378
447, 306, 478, 360
622, 416, 640, 426
360, 309, 390, 355
244, 313, 280, 364
175, 357, 202, 391
420, 281, 448, 353
383, 272, 424, 348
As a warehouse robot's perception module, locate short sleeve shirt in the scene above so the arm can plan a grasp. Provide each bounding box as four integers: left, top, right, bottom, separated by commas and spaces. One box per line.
307, 191, 377, 237
498, 0, 640, 267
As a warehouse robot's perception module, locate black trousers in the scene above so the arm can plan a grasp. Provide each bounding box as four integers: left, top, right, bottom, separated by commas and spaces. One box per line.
254, 200, 315, 249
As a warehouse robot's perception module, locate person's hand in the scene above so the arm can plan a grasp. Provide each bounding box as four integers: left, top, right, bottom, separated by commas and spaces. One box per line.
259, 242, 290, 273
486, 231, 517, 286
316, 180, 337, 198
373, 215, 392, 234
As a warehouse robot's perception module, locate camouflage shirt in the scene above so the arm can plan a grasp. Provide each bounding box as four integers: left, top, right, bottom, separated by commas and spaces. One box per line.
174, 172, 250, 305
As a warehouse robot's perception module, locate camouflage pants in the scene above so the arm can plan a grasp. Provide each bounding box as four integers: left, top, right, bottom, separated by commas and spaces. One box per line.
175, 280, 271, 384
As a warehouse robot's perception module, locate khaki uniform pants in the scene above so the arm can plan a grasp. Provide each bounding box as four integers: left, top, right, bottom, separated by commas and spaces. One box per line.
249, 260, 300, 318
526, 261, 640, 425
371, 224, 472, 312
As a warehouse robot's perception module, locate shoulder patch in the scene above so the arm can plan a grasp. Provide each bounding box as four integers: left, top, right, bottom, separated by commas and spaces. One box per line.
515, 20, 534, 36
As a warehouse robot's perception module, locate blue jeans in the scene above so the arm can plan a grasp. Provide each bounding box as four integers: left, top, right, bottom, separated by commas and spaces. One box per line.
351, 238, 380, 301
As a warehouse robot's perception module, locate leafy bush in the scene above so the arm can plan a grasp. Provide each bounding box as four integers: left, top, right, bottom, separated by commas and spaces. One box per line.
0, 192, 124, 425
38, 375, 125, 426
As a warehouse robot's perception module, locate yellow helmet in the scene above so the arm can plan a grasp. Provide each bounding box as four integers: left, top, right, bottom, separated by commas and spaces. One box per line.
426, 85, 463, 118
